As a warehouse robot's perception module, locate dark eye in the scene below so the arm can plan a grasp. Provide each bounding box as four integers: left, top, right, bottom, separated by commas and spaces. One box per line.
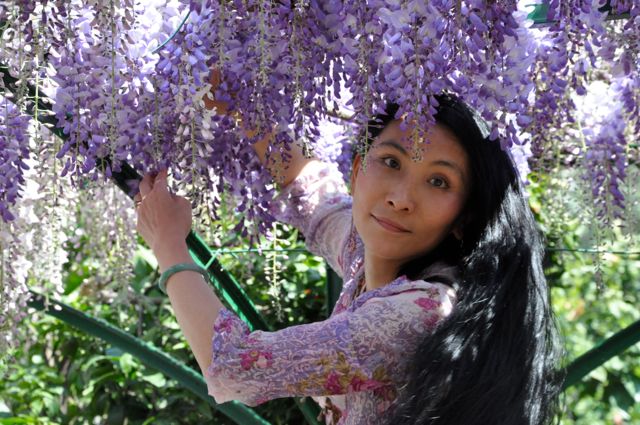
382, 157, 400, 169
429, 177, 449, 188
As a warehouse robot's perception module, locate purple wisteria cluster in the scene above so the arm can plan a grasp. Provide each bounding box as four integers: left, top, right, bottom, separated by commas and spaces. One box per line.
527, 0, 607, 158
594, 0, 640, 222
0, 0, 637, 234
521, 0, 638, 222
601, 0, 640, 130
47, 1, 178, 183
579, 81, 628, 223
0, 95, 31, 222
166, 0, 547, 233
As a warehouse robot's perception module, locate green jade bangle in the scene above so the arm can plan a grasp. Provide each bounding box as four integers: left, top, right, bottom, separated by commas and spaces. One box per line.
158, 263, 210, 295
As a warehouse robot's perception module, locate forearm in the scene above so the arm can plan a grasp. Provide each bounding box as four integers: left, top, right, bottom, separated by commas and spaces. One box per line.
203, 78, 317, 187
250, 126, 318, 188
154, 241, 224, 375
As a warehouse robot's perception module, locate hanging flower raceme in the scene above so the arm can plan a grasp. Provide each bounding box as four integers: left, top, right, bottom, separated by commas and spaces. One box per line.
0, 96, 31, 222
0, 0, 638, 241
578, 1, 638, 225
579, 80, 628, 224
0, 121, 140, 377
527, 0, 609, 159
600, 0, 639, 132
47, 1, 178, 182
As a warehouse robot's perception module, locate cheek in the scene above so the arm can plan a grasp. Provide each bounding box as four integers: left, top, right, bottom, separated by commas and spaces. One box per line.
351, 170, 376, 206
422, 196, 465, 231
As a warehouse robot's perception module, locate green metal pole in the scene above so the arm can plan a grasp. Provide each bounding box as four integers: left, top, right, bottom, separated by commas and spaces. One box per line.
325, 265, 342, 318
0, 65, 321, 424
26, 291, 270, 425
528, 2, 630, 26
563, 319, 640, 389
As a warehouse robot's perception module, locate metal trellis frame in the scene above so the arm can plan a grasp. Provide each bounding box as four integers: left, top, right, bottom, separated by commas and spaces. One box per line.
26, 291, 271, 425
0, 65, 321, 425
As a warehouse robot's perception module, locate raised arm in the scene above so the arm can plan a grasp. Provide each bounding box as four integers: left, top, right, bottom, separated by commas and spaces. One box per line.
203, 68, 318, 188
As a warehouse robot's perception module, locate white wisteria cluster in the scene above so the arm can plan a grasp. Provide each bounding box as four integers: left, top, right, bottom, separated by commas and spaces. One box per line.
0, 116, 139, 375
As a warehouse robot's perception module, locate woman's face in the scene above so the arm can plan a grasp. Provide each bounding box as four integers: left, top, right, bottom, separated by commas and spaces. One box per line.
350, 119, 471, 269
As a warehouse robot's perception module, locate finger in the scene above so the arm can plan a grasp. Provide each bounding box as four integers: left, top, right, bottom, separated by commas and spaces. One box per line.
209, 67, 221, 88
152, 169, 171, 198
139, 173, 155, 197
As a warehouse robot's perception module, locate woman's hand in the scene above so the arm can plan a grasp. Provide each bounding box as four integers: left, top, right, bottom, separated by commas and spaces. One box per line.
203, 67, 230, 114
134, 169, 192, 261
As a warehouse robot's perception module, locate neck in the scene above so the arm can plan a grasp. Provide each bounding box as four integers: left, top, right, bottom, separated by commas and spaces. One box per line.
363, 250, 403, 291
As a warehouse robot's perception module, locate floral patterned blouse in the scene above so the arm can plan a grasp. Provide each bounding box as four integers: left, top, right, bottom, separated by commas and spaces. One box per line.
203, 160, 458, 425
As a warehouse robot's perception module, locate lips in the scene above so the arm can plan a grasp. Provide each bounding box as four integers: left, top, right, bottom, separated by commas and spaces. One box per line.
372, 215, 410, 233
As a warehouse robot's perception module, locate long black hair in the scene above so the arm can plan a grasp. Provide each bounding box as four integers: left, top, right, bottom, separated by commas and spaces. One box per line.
354, 94, 565, 425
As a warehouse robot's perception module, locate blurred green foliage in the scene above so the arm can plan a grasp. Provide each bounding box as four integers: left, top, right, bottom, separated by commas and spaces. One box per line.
528, 169, 640, 425
0, 213, 327, 424
0, 169, 638, 424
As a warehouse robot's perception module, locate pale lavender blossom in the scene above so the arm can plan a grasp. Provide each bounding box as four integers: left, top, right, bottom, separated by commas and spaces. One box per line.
0, 97, 31, 222
1, 0, 638, 240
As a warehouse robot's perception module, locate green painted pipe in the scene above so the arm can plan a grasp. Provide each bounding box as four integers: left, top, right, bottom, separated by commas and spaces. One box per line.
0, 64, 321, 424
528, 2, 630, 26
26, 291, 270, 425
563, 319, 640, 389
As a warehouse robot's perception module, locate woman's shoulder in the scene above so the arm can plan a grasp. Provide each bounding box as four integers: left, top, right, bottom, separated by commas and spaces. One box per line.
349, 274, 457, 316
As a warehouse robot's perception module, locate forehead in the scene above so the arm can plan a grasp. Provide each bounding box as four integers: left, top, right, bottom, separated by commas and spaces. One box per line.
371, 120, 467, 161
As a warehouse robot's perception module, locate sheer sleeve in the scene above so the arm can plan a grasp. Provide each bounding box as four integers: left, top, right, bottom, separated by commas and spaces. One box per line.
204, 282, 456, 407
269, 160, 352, 278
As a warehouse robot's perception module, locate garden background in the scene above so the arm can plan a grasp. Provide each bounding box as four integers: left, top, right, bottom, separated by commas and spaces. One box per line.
0, 1, 639, 424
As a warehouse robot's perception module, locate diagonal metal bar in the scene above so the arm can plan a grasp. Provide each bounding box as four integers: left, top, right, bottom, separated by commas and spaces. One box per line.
325, 266, 342, 318
0, 64, 321, 424
563, 318, 640, 389
26, 290, 270, 425
0, 62, 268, 332
528, 2, 631, 27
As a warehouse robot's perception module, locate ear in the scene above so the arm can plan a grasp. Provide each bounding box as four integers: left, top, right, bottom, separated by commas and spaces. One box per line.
451, 213, 471, 241
350, 153, 362, 195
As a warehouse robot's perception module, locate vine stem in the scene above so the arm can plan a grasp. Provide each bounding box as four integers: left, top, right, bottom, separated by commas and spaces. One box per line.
109, 0, 118, 171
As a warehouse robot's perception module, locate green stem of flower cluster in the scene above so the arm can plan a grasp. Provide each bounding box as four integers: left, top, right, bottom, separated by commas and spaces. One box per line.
217, 1, 226, 70
267, 221, 284, 321
292, 6, 311, 159
152, 76, 161, 168
411, 22, 423, 162
109, 0, 118, 169
358, 6, 373, 171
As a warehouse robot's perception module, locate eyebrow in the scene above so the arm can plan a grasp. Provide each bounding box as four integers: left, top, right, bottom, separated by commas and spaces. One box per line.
376, 140, 466, 180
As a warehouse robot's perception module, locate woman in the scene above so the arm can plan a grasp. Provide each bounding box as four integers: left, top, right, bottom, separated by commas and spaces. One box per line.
134, 85, 564, 424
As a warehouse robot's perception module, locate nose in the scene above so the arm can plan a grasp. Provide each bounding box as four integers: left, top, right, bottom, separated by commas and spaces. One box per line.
385, 186, 415, 212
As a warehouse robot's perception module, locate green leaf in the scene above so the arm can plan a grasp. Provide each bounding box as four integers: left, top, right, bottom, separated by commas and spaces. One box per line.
64, 266, 87, 295
107, 403, 125, 425
118, 353, 137, 377
135, 246, 158, 269
196, 401, 214, 419
140, 372, 166, 387
589, 367, 608, 383
605, 379, 635, 411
